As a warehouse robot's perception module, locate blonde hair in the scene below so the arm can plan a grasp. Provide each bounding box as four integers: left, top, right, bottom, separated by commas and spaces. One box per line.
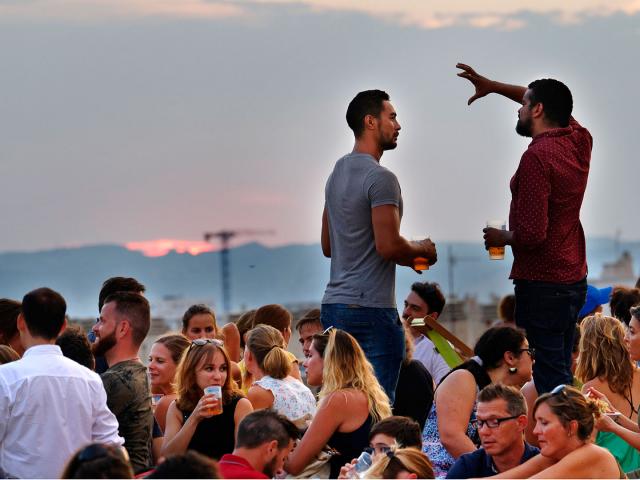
246, 324, 290, 379
576, 314, 634, 396
175, 342, 242, 412
319, 329, 391, 423
365, 448, 434, 479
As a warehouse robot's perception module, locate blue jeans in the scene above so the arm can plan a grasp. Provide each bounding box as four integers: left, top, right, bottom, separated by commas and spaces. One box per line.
514, 278, 587, 394
320, 304, 405, 404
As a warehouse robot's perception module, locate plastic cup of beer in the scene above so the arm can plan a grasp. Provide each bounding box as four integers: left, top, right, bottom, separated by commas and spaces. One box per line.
486, 220, 506, 260
203, 386, 223, 416
411, 236, 430, 271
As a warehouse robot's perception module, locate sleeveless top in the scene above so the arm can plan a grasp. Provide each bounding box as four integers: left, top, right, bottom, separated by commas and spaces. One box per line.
180, 395, 241, 460
253, 376, 317, 423
327, 415, 373, 479
422, 359, 487, 478
596, 431, 640, 473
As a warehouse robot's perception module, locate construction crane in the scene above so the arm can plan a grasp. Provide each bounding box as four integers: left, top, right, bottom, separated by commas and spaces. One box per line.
203, 229, 274, 315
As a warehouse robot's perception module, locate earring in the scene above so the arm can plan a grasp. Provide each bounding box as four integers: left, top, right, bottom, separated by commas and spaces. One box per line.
509, 367, 518, 374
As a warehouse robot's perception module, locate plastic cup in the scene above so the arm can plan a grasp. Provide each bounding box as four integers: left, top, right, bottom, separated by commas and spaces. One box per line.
486, 220, 506, 260
411, 235, 430, 271
203, 386, 223, 416
348, 451, 373, 479
151, 394, 163, 411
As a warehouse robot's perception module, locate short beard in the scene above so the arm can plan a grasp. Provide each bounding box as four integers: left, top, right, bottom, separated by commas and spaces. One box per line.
263, 454, 279, 478
516, 117, 533, 137
91, 330, 117, 357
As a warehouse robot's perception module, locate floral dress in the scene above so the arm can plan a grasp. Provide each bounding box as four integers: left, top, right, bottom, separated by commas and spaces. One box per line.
253, 376, 316, 424
422, 398, 479, 478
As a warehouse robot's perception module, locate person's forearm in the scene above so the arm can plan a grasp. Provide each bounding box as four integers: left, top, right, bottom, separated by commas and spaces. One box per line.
161, 418, 198, 456
441, 432, 476, 459
609, 423, 640, 450
490, 81, 527, 105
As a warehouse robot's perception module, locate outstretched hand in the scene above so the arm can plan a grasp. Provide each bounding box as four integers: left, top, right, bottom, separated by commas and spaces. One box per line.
456, 63, 493, 105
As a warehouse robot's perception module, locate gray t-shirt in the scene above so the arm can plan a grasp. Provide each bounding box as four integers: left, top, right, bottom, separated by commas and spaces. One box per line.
322, 152, 402, 308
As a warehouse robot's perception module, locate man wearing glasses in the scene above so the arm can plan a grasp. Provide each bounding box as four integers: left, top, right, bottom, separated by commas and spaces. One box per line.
447, 384, 539, 478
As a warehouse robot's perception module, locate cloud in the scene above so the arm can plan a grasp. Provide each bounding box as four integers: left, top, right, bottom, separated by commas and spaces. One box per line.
126, 239, 216, 256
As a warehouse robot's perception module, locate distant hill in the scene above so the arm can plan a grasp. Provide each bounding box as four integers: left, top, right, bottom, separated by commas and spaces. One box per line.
1, 238, 638, 317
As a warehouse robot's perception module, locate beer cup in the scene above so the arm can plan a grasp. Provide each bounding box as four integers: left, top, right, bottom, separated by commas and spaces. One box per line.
203, 386, 223, 416
486, 220, 506, 260
411, 235, 430, 271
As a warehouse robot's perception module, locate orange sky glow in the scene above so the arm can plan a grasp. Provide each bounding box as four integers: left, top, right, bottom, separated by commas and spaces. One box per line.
126, 239, 216, 257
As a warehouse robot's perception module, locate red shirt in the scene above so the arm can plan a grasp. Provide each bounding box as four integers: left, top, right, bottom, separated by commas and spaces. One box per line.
509, 117, 592, 283
219, 453, 269, 479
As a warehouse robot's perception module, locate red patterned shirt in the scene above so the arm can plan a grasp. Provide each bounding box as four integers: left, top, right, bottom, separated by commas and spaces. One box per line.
509, 117, 592, 283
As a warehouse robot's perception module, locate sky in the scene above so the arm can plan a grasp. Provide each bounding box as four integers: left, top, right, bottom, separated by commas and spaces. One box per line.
2, 0, 639, 255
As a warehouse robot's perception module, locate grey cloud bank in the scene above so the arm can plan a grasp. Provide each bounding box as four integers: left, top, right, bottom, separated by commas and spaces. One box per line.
1, 3, 638, 252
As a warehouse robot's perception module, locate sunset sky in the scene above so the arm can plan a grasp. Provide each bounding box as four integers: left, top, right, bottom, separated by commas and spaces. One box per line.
2, 0, 639, 255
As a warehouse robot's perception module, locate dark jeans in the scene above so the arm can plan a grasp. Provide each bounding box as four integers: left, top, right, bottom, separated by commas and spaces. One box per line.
320, 304, 405, 404
514, 278, 587, 394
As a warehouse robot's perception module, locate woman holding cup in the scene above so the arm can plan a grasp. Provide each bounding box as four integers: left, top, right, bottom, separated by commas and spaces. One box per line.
161, 338, 252, 460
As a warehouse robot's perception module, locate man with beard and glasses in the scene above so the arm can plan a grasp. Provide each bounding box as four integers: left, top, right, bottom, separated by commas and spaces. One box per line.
321, 89, 437, 402
218, 409, 299, 479
92, 291, 153, 474
0, 288, 122, 479
456, 63, 591, 395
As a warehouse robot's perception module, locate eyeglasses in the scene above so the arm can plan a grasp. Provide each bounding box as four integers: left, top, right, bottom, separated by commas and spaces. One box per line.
188, 338, 224, 353
322, 326, 335, 335
518, 347, 535, 359
365, 444, 392, 456
551, 384, 568, 396
472, 415, 521, 429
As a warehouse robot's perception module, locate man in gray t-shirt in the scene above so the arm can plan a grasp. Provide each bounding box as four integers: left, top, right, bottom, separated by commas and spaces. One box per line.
320, 90, 437, 402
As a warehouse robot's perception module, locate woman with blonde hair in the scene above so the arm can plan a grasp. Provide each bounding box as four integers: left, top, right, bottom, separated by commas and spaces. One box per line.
285, 328, 392, 478
494, 385, 620, 478
365, 448, 434, 479
245, 324, 316, 423
576, 313, 640, 472
162, 339, 252, 460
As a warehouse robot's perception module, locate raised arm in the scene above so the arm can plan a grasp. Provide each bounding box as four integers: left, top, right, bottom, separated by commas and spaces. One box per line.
371, 205, 437, 268
456, 63, 526, 106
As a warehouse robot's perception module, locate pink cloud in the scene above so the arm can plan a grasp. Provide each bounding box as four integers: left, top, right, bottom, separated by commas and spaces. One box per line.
126, 238, 216, 257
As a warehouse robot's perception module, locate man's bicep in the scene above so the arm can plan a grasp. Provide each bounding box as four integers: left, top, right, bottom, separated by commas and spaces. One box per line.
371, 204, 401, 244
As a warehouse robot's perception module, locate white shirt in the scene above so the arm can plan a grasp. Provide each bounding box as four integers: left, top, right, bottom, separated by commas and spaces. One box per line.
0, 344, 123, 479
413, 335, 451, 386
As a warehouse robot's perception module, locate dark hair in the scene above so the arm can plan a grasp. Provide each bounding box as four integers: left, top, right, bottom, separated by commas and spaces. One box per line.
253, 304, 292, 333
478, 384, 527, 416
0, 298, 21, 345
410, 282, 446, 315
498, 294, 516, 323
610, 286, 640, 325
631, 305, 640, 324
182, 304, 217, 334
346, 90, 390, 137
60, 443, 134, 479
147, 451, 220, 479
103, 292, 150, 346
98, 277, 145, 311
236, 309, 256, 349
21, 287, 66, 340
0, 345, 20, 365
235, 409, 299, 449
56, 325, 95, 370
527, 78, 573, 128
369, 416, 422, 450
296, 308, 322, 334
154, 334, 190, 365
444, 325, 527, 389
533, 385, 600, 441
311, 332, 330, 358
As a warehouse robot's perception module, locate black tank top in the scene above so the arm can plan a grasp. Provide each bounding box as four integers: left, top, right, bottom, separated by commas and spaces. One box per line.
327, 415, 373, 479
181, 395, 241, 460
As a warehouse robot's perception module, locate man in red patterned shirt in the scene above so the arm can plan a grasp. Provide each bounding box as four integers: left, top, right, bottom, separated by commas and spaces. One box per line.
456, 63, 590, 394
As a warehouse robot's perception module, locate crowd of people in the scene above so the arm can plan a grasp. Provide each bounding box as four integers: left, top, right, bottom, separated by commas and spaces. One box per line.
3, 63, 640, 479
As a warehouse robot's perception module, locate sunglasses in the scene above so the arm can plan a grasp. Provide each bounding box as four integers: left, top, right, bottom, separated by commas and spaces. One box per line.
188, 338, 224, 353
322, 326, 335, 335
551, 384, 568, 396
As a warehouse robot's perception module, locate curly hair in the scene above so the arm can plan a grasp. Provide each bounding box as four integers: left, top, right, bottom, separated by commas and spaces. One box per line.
576, 314, 634, 396
174, 342, 242, 413
534, 385, 601, 441
319, 329, 391, 423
